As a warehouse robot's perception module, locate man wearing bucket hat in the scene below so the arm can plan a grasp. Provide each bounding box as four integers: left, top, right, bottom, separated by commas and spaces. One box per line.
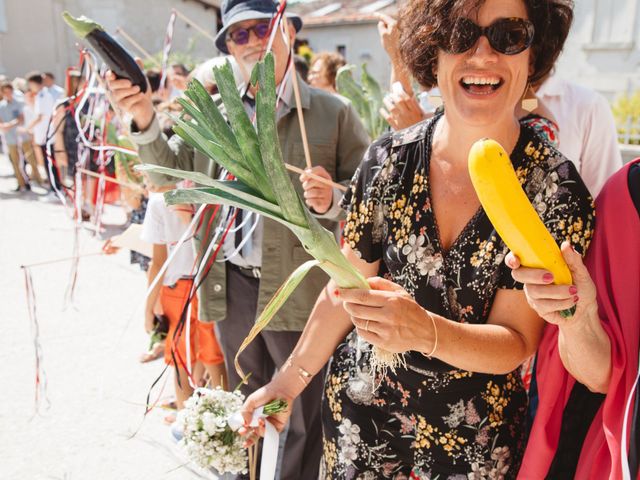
108, 1, 370, 477
214, 0, 303, 53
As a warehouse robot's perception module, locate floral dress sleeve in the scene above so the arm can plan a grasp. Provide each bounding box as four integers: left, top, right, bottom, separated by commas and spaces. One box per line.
521, 114, 559, 148
496, 139, 596, 290
340, 133, 395, 263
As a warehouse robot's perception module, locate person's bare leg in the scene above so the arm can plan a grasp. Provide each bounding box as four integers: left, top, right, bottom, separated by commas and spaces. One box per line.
174, 366, 194, 410
192, 361, 206, 387
84, 177, 97, 215
204, 363, 227, 390
32, 140, 44, 168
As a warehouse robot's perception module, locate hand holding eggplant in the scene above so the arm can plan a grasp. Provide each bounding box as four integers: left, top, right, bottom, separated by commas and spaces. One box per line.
62, 12, 147, 92
106, 68, 155, 131
62, 12, 154, 130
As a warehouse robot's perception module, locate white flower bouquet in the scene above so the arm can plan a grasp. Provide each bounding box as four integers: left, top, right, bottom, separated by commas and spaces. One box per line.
178, 387, 287, 477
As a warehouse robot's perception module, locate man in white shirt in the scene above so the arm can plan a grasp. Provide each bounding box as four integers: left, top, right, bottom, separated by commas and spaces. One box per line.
43, 72, 65, 104
536, 75, 622, 196
26, 72, 59, 192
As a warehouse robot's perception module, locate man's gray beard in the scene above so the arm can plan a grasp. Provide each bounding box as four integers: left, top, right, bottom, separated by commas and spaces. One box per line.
239, 57, 259, 82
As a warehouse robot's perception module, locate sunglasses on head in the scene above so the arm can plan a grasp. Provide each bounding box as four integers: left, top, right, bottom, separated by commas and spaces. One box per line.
227, 21, 271, 45
444, 17, 535, 55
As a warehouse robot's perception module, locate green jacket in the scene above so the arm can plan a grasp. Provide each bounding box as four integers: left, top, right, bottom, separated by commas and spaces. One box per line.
132, 77, 370, 331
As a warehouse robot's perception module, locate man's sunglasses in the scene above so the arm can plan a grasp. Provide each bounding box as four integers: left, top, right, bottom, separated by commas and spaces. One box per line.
227, 21, 271, 45
444, 17, 535, 55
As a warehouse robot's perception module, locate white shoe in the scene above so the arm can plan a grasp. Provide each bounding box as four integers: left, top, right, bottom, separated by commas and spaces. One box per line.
39, 191, 60, 203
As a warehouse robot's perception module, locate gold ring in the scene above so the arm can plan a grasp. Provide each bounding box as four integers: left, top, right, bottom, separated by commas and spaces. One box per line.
365, 320, 370, 332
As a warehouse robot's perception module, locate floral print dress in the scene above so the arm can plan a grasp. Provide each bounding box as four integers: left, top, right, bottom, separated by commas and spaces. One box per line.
321, 114, 595, 480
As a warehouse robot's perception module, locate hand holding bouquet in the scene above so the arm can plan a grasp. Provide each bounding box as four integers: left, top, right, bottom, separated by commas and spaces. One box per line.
177, 387, 287, 477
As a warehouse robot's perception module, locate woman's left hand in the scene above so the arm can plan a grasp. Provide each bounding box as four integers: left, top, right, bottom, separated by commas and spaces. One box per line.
506, 241, 598, 325
338, 277, 434, 353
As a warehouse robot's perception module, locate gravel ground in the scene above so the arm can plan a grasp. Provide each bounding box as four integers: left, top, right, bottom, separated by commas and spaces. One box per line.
0, 154, 217, 480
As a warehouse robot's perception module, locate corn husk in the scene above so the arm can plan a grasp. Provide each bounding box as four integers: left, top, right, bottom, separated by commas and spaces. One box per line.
139, 53, 401, 379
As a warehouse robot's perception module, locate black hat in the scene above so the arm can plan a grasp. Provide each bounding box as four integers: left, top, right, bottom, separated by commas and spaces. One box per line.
215, 0, 303, 54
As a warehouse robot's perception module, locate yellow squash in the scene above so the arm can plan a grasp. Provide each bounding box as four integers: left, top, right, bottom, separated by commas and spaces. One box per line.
468, 139, 574, 297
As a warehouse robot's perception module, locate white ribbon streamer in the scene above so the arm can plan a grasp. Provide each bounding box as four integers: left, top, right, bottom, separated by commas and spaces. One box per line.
159, 11, 178, 89
620, 356, 640, 479
228, 408, 280, 480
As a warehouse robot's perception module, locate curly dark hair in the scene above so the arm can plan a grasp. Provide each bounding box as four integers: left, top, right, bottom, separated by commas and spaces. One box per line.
399, 0, 573, 89
311, 52, 347, 88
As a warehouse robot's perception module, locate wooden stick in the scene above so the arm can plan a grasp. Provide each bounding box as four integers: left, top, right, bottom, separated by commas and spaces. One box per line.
20, 252, 104, 269
281, 18, 313, 170
285, 163, 347, 192
116, 28, 160, 67
77, 168, 143, 191
174, 9, 217, 43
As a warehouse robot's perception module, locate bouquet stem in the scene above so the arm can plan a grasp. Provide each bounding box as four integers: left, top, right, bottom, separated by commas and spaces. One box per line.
248, 444, 258, 480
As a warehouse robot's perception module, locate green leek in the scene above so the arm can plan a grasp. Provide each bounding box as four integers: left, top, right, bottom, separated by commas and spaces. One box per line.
139, 53, 401, 378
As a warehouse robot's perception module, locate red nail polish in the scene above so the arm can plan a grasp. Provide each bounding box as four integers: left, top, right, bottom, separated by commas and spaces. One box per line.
334, 289, 340, 297
543, 273, 554, 283
569, 286, 578, 295
573, 295, 579, 303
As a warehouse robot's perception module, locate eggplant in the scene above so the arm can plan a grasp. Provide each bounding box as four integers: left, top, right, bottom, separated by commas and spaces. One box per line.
62, 12, 147, 93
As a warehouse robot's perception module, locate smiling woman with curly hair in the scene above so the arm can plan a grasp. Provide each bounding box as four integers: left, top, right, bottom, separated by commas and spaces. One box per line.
241, 1, 594, 478
399, 0, 573, 90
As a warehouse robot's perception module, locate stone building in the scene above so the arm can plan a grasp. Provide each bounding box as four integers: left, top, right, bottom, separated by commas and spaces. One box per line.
290, 0, 399, 89
556, 0, 640, 100
290, 0, 640, 100
0, 0, 221, 80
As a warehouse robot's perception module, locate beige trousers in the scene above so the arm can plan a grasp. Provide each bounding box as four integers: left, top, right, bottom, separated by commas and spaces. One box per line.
8, 141, 44, 186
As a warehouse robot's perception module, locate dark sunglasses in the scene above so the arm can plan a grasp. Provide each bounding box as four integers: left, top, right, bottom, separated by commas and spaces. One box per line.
444, 17, 535, 55
227, 21, 271, 45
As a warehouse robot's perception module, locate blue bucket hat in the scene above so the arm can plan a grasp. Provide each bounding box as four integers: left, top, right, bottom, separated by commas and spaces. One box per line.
215, 0, 303, 54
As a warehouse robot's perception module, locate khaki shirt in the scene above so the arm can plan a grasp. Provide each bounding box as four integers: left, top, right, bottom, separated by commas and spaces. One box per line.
132, 76, 370, 331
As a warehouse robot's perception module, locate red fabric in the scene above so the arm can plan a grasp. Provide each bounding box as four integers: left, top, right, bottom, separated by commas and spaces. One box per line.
90, 174, 120, 205
519, 159, 640, 479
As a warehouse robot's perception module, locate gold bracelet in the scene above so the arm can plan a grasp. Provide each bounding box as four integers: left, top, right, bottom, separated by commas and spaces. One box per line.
421, 312, 438, 359
284, 354, 313, 386
297, 365, 312, 386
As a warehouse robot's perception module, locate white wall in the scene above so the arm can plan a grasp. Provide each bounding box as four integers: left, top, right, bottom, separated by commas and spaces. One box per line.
300, 1, 640, 101
0, 0, 218, 81
554, 0, 640, 100
299, 21, 392, 89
